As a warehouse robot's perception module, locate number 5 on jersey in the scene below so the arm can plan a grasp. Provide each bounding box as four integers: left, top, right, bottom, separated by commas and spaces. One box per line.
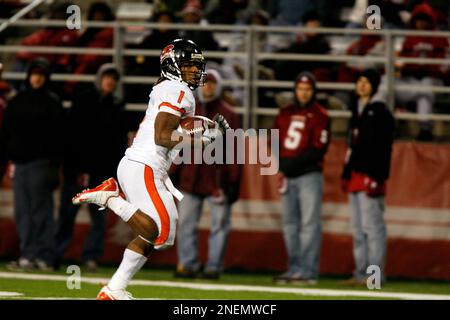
284, 120, 304, 150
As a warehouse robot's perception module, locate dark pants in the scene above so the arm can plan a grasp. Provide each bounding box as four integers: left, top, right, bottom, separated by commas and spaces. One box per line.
13, 159, 56, 264
55, 173, 107, 264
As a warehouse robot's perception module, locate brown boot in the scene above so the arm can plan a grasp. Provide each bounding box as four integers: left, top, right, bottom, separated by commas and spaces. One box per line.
341, 277, 367, 287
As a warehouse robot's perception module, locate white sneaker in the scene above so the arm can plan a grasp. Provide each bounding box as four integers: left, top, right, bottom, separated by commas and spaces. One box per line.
96, 286, 134, 300
72, 178, 119, 207
35, 259, 55, 272
6, 257, 36, 271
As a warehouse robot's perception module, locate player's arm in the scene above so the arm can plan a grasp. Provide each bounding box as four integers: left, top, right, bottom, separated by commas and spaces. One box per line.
155, 111, 189, 149
155, 112, 218, 149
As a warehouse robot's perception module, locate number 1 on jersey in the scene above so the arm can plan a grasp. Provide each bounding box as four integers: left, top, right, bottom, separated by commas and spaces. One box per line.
177, 90, 185, 104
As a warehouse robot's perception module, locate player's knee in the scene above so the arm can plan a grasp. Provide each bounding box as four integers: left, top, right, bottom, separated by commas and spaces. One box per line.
139, 229, 157, 244
140, 215, 159, 242
132, 210, 158, 242
140, 230, 157, 243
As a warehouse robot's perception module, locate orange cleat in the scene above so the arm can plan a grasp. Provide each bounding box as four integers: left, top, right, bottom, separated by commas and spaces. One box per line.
97, 286, 134, 300
72, 178, 119, 208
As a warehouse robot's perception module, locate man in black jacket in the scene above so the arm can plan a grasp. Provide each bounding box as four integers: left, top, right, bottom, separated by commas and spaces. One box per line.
55, 63, 127, 272
341, 69, 395, 286
0, 58, 63, 271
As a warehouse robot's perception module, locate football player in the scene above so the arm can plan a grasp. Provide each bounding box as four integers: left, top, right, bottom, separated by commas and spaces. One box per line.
72, 39, 230, 299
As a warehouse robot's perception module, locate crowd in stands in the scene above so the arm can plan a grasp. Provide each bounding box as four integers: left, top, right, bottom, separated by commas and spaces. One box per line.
0, 0, 449, 137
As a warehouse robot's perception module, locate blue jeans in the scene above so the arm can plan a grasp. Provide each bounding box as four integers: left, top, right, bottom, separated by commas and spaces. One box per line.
56, 183, 106, 262
281, 171, 323, 279
349, 192, 387, 281
13, 159, 56, 264
55, 176, 106, 263
176, 192, 232, 273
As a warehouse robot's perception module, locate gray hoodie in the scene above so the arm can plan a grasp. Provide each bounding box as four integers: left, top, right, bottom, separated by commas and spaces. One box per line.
95, 63, 120, 94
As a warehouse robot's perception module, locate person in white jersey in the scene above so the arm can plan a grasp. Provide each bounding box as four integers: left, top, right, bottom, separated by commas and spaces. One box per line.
72, 39, 230, 300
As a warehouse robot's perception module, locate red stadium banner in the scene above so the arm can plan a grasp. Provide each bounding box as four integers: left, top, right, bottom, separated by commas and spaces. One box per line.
1, 139, 449, 279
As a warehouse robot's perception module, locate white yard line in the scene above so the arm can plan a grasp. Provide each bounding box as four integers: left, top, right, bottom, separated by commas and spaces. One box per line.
0, 291, 23, 297
2, 297, 163, 300
0, 272, 449, 300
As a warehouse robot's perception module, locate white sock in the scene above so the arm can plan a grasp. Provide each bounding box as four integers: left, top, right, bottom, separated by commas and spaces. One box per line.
108, 249, 147, 291
107, 196, 137, 222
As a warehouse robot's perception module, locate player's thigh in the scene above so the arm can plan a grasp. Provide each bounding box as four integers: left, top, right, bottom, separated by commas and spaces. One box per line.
141, 166, 178, 249
116, 158, 158, 220
117, 158, 178, 247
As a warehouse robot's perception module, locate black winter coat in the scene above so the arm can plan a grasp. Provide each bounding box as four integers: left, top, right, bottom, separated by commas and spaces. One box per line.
63, 88, 127, 177
342, 100, 395, 182
0, 87, 64, 164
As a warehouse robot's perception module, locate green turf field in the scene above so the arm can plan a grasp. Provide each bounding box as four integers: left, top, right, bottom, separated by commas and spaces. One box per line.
0, 263, 449, 300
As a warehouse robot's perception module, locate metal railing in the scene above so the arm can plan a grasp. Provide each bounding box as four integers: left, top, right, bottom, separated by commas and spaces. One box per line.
1, 19, 450, 129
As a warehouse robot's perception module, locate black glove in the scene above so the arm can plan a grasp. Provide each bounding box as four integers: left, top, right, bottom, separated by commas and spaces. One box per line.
213, 113, 231, 133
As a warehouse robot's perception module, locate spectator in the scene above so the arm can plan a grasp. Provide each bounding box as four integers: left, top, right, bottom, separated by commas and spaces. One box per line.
178, 0, 221, 53
271, 0, 317, 26
381, 2, 449, 141
338, 33, 384, 84
204, 0, 260, 25
222, 10, 274, 106
12, 2, 79, 89
128, 11, 178, 77
0, 58, 63, 271
341, 69, 395, 286
274, 11, 332, 82
337, 15, 385, 106
273, 72, 330, 285
0, 62, 15, 178
55, 64, 127, 272
173, 70, 241, 279
346, 0, 407, 30
66, 2, 115, 96
125, 10, 178, 102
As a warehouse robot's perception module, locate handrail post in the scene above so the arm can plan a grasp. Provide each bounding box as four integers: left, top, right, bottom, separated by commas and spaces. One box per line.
113, 21, 124, 99
250, 25, 258, 129
385, 30, 395, 111
242, 26, 252, 130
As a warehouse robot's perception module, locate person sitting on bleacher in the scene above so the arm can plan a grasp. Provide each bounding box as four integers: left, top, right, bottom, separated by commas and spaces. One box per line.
273, 11, 332, 83
124, 10, 178, 103
392, 3, 449, 141
338, 16, 385, 83
13, 3, 79, 85
177, 0, 221, 59
65, 2, 115, 96
337, 15, 385, 106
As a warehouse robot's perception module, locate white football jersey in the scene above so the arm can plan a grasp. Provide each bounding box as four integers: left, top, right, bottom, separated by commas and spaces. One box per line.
125, 79, 195, 172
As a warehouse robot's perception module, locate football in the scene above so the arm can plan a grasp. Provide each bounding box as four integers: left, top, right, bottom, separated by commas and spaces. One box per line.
178, 116, 216, 136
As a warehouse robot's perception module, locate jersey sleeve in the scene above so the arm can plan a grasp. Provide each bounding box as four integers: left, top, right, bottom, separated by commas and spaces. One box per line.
157, 84, 195, 118
310, 111, 331, 150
